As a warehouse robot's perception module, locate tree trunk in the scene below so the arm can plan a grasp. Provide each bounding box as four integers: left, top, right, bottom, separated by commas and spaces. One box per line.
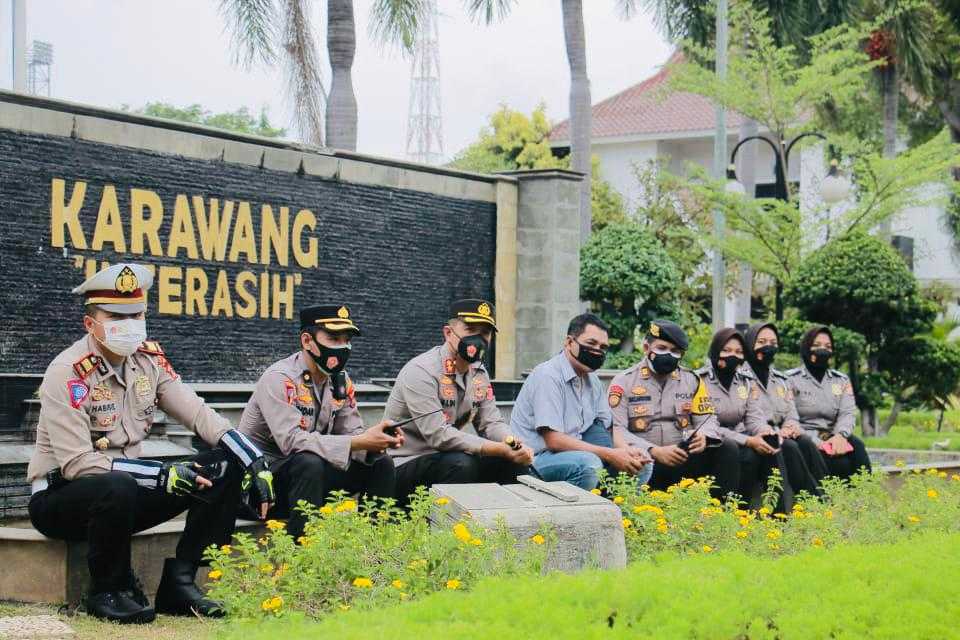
879, 399, 902, 436
860, 354, 881, 436
735, 118, 758, 326
561, 0, 592, 245
326, 0, 358, 150
879, 63, 898, 237
938, 406, 945, 432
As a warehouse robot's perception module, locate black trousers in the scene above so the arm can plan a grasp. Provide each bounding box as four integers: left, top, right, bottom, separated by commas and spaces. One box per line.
738, 446, 793, 511
821, 434, 872, 480
648, 438, 740, 499
394, 451, 529, 506
782, 437, 827, 496
29, 450, 243, 595
269, 451, 396, 539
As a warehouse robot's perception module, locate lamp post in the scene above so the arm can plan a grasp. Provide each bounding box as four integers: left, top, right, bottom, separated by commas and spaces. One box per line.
726, 132, 852, 320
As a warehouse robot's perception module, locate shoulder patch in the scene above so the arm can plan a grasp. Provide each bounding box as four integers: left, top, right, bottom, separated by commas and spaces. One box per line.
137, 340, 164, 356
67, 378, 90, 408
691, 378, 715, 415
72, 354, 105, 380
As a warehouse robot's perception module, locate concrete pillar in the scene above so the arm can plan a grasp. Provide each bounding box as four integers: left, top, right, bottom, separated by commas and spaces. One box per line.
498, 169, 584, 375
12, 0, 26, 93
493, 176, 519, 379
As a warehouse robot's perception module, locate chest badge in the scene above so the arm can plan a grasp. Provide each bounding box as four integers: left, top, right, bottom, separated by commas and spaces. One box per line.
91, 384, 113, 402
632, 386, 647, 396
776, 386, 785, 398
737, 385, 748, 400
94, 436, 110, 450
832, 383, 842, 396
134, 375, 152, 398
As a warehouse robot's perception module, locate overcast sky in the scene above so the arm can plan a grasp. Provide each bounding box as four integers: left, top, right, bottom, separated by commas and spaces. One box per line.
2, 0, 672, 160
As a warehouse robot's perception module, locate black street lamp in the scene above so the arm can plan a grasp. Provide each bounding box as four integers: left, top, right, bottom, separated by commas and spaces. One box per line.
724, 133, 852, 319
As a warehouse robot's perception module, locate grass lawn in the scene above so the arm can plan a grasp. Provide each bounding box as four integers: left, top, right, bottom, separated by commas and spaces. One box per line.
221, 531, 960, 640
0, 602, 215, 640
863, 425, 960, 451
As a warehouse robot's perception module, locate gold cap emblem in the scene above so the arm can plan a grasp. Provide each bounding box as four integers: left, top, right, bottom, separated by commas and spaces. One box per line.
115, 266, 139, 293
649, 323, 660, 337
337, 306, 350, 319
478, 302, 491, 317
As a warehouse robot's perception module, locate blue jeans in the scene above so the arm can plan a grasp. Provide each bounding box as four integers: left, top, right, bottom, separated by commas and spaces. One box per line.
532, 420, 654, 490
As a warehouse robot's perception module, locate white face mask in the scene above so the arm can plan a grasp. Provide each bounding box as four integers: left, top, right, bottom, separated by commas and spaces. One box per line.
94, 318, 147, 357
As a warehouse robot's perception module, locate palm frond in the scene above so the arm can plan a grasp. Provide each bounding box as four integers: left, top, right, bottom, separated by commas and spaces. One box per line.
281, 0, 325, 145
369, 0, 425, 53
218, 0, 278, 68
463, 0, 515, 26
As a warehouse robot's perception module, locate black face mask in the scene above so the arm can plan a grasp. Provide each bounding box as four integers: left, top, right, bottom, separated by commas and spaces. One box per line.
573, 341, 606, 371
309, 341, 351, 375
808, 348, 832, 370
716, 355, 743, 388
753, 345, 778, 366
649, 350, 681, 375
456, 333, 489, 364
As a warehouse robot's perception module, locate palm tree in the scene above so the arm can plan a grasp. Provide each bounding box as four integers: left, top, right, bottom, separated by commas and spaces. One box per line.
219, 0, 422, 149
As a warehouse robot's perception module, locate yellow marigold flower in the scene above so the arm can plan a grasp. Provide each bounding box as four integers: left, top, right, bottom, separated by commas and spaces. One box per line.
927, 488, 939, 499
621, 518, 633, 529
702, 545, 713, 553
339, 604, 351, 611
938, 471, 947, 479
633, 504, 663, 516
530, 534, 546, 545
812, 537, 824, 547
908, 515, 921, 524
736, 530, 748, 539
951, 474, 960, 482
335, 500, 358, 513
392, 579, 405, 589
824, 510, 834, 519
894, 459, 906, 468
319, 505, 334, 515
657, 524, 669, 534
469, 538, 483, 546
710, 498, 722, 507
792, 503, 805, 512
758, 506, 771, 516
261, 596, 283, 612
207, 570, 222, 580
258, 537, 269, 546
408, 558, 428, 570
773, 513, 788, 520
613, 496, 625, 504
399, 592, 409, 600
735, 509, 748, 517
590, 488, 602, 495
656, 517, 667, 526
926, 468, 939, 477
275, 564, 288, 578
265, 519, 286, 531
692, 523, 704, 531
679, 478, 695, 489
446, 579, 461, 590
739, 516, 751, 527
298, 535, 312, 547
352, 577, 373, 588
767, 529, 782, 540
220, 545, 232, 554
453, 522, 473, 543
769, 543, 780, 551
640, 484, 650, 492
260, 563, 274, 574
650, 490, 671, 500
435, 497, 450, 506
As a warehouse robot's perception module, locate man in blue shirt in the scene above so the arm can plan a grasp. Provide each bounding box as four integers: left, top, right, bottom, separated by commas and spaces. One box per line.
511, 314, 653, 490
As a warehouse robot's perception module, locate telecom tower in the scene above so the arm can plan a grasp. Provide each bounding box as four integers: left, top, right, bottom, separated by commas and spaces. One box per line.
405, 0, 443, 165
27, 40, 52, 97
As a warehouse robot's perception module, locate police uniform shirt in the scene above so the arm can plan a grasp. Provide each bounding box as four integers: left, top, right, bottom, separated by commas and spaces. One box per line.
608, 357, 721, 451
27, 335, 232, 482
238, 352, 366, 470
383, 344, 510, 466
743, 363, 800, 430
510, 351, 612, 455
695, 363, 767, 445
787, 366, 856, 440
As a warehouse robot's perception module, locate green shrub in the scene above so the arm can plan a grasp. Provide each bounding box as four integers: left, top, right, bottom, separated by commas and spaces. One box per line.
222, 530, 960, 639
203, 490, 550, 618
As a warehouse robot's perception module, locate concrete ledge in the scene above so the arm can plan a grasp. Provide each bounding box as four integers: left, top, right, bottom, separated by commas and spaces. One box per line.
0, 519, 265, 604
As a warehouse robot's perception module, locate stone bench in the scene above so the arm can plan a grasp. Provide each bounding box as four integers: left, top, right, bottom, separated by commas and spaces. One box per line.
0, 519, 265, 605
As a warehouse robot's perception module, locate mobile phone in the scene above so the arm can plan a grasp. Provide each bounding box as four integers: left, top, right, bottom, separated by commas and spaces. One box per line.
762, 433, 780, 449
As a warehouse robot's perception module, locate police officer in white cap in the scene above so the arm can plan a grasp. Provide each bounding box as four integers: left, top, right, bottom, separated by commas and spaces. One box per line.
26, 263, 275, 623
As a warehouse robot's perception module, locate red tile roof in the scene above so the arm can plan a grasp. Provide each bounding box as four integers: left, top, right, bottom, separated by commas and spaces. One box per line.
549, 52, 743, 144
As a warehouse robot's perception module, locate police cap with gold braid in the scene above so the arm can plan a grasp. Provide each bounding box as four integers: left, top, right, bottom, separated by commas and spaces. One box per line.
300, 304, 360, 336
450, 298, 497, 332
646, 319, 689, 351
72, 263, 154, 314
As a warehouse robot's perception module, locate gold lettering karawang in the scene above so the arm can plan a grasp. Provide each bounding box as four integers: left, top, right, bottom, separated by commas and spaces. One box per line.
51, 178, 316, 320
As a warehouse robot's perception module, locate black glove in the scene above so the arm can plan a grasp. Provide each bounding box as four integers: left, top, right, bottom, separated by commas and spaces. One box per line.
159, 461, 204, 496
247, 457, 275, 506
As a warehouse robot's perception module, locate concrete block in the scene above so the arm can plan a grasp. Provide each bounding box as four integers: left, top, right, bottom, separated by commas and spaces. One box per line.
338, 158, 402, 189
518, 252, 550, 281
261, 148, 304, 173
221, 139, 266, 167
301, 153, 340, 179
515, 305, 547, 330
0, 102, 74, 137
73, 116, 222, 161
430, 480, 626, 572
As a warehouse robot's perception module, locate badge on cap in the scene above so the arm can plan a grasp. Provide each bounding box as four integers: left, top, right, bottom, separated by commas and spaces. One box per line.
115, 266, 140, 293
649, 323, 661, 337
338, 306, 350, 319
478, 302, 491, 317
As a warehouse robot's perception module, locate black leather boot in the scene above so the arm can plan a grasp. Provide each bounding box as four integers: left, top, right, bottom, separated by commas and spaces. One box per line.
154, 558, 225, 618
122, 570, 152, 610
86, 591, 156, 624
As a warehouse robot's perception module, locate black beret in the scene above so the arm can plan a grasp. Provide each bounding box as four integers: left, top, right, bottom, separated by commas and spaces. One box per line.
300, 304, 360, 335
646, 319, 689, 350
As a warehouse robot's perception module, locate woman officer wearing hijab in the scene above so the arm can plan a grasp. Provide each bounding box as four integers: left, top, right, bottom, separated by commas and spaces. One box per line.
744, 322, 826, 495
786, 326, 871, 480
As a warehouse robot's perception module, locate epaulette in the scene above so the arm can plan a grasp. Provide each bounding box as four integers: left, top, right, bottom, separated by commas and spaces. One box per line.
785, 367, 802, 376
138, 340, 164, 356
769, 368, 788, 380
73, 353, 106, 380
738, 366, 756, 380
693, 364, 710, 376
829, 368, 848, 379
